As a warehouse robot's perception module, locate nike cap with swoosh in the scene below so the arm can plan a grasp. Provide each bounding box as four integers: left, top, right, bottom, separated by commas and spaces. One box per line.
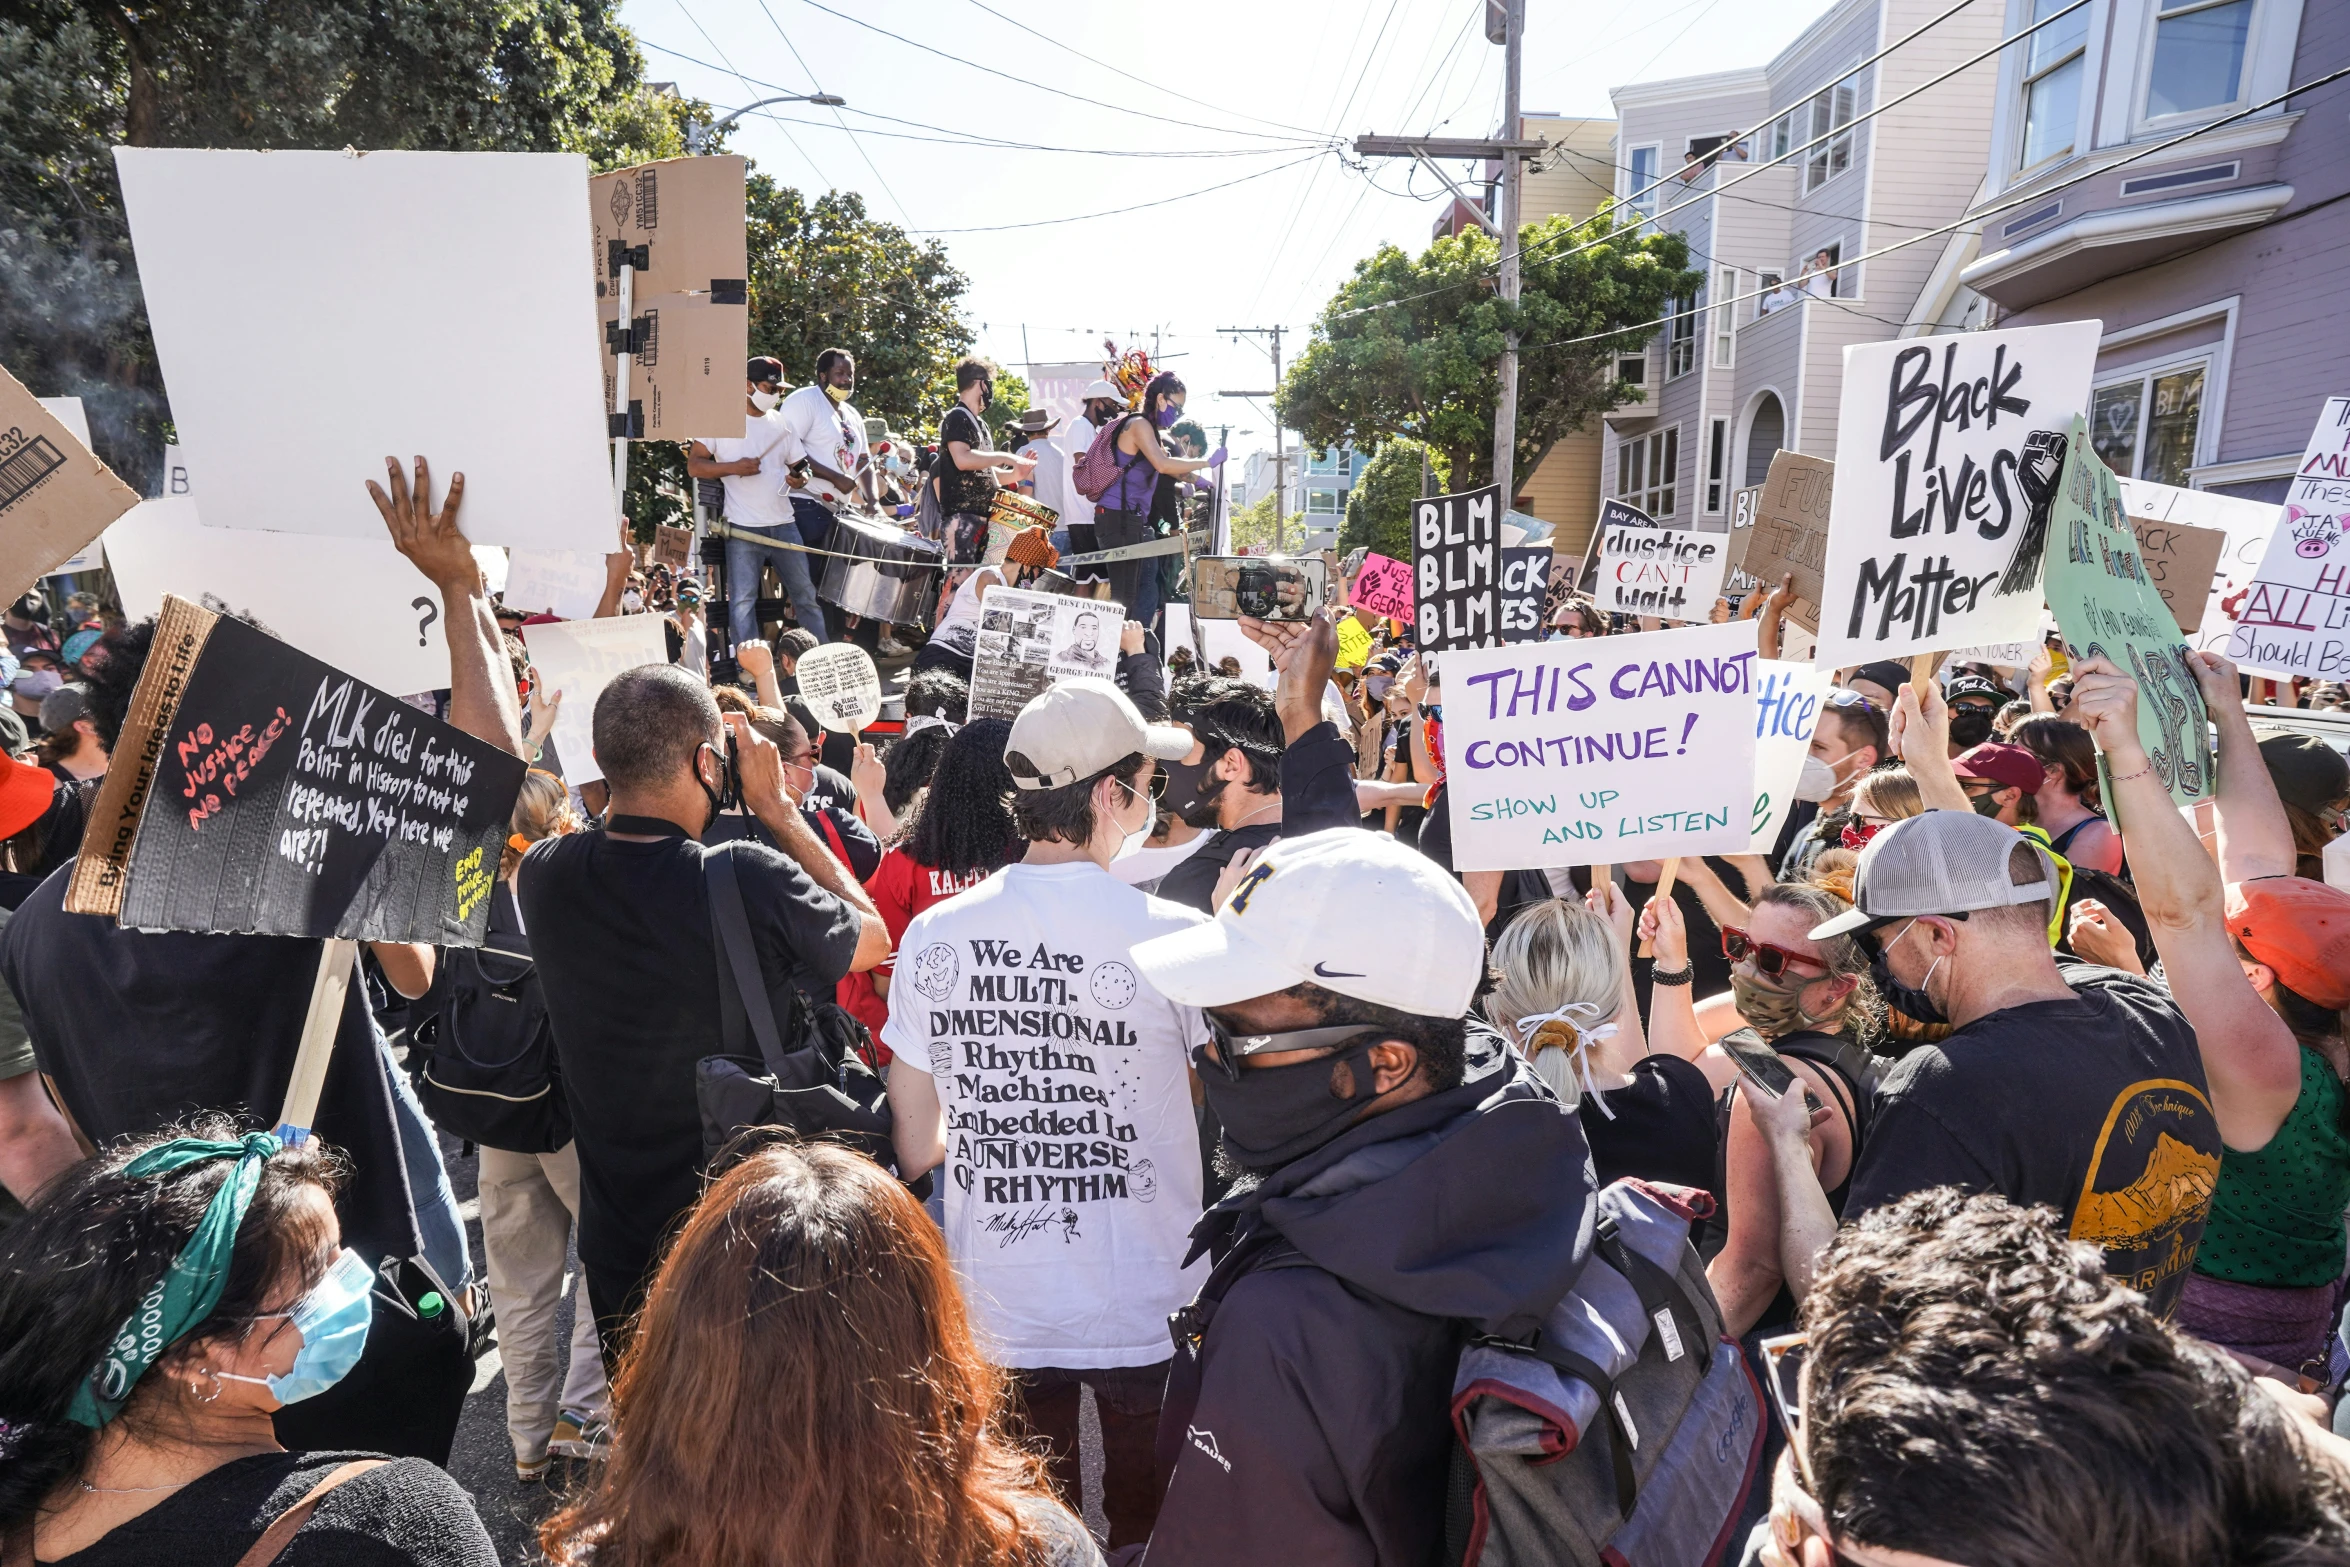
1130, 827, 1484, 1017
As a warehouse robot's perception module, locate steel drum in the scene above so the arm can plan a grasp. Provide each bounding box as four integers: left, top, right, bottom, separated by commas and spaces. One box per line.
819, 512, 947, 626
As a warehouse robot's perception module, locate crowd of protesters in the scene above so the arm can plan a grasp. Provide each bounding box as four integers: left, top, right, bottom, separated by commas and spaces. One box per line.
0, 350, 2346, 1567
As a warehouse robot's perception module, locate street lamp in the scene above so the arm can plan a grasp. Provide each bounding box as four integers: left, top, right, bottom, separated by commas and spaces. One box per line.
689, 92, 849, 153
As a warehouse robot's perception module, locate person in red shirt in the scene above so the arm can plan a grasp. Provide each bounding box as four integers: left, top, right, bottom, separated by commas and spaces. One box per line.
840, 718, 1023, 1043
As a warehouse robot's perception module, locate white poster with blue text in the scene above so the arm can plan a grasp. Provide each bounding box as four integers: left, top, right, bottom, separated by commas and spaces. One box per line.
1815, 320, 2099, 666
1442, 620, 1759, 872
1749, 662, 1839, 854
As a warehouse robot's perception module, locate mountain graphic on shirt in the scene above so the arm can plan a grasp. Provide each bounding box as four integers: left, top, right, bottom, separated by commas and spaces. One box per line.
2069, 1130, 2220, 1248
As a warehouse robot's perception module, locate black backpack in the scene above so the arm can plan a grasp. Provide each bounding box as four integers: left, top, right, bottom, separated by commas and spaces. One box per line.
691, 842, 919, 1188
406, 883, 571, 1153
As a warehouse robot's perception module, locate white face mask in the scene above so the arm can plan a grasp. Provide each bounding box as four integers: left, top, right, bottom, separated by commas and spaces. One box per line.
750, 388, 781, 412
1793, 753, 1839, 803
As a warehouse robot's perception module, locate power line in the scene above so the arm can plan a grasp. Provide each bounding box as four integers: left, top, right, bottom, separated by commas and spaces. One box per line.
1331, 0, 2085, 322
906, 151, 1327, 233
1517, 65, 2350, 353
674, 0, 835, 189
953, 0, 1328, 139
790, 0, 1326, 144
640, 40, 1324, 157
747, 0, 912, 225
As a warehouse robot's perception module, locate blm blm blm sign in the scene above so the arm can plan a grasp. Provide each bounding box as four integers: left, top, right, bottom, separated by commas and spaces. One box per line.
67, 595, 526, 943
1815, 321, 2098, 665
1413, 483, 1503, 651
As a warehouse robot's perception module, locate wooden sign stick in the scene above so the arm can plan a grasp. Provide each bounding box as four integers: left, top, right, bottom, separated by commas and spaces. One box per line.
1909, 652, 1939, 690
1636, 857, 1682, 959
275, 939, 361, 1143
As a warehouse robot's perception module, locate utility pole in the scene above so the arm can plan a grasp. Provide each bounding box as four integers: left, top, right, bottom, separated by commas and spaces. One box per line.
1493, 0, 1524, 511
1218, 322, 1287, 551
1354, 2, 1538, 504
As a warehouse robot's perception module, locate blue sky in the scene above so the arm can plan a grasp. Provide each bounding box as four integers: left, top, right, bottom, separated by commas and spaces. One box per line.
620, 0, 1845, 459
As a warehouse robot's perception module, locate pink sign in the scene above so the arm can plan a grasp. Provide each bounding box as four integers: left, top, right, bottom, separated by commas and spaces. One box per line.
1350, 551, 1414, 621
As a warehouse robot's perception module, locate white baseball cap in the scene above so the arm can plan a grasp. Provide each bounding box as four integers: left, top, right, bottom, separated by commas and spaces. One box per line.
1081, 378, 1125, 403
1005, 676, 1191, 791
1130, 828, 1484, 1017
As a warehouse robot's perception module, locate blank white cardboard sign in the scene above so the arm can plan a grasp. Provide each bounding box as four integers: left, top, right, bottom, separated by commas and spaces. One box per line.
114, 148, 612, 551
104, 498, 469, 695
521, 614, 669, 785
504, 550, 611, 619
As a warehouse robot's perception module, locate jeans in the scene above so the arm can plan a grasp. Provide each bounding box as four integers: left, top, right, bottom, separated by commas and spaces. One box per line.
1096, 508, 1161, 635
727, 515, 826, 644
1010, 1360, 1172, 1549
477, 1142, 609, 1463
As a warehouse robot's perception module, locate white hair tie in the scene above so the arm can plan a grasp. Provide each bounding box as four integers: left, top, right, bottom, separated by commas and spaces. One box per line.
903, 713, 960, 737
1514, 1001, 1621, 1119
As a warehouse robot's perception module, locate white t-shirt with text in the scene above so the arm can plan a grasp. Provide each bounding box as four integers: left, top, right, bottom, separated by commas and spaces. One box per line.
883, 860, 1209, 1369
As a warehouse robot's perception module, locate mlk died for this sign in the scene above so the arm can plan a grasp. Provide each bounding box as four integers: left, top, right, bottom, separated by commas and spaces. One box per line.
1816, 321, 2099, 665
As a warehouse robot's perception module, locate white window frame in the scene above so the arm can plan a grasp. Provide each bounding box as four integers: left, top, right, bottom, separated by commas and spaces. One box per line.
2134, 0, 2260, 131
1712, 267, 1740, 366
1306, 488, 1341, 515
1703, 418, 1730, 516
1803, 73, 1861, 192
2089, 297, 2238, 484
1616, 425, 1681, 519
1666, 293, 1698, 379
1625, 143, 1663, 222
2016, 0, 2091, 172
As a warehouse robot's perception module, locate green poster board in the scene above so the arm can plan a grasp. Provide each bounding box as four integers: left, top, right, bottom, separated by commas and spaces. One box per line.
2043, 415, 2214, 806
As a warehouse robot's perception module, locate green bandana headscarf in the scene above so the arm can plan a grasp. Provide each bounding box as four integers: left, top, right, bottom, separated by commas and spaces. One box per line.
66, 1132, 282, 1428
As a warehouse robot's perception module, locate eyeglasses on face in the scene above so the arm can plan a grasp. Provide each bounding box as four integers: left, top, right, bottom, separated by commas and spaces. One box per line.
1723, 925, 1829, 978
1197, 1017, 1380, 1083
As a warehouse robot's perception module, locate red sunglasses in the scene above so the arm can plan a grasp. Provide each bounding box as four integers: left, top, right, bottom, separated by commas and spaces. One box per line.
1722, 926, 1828, 979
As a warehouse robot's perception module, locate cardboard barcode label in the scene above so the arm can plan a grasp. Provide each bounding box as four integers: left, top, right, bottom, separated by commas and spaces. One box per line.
1653, 1305, 1685, 1362
0, 434, 65, 513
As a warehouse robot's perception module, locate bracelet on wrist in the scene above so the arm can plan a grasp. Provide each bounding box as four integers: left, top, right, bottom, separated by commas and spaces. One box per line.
2107, 757, 2155, 786
1650, 962, 1695, 987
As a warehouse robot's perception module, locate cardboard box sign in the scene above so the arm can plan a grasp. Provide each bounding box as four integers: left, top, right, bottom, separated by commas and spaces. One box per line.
1743, 452, 1834, 631
2125, 514, 2228, 635
591, 156, 749, 442
0, 365, 139, 600
1412, 483, 1504, 652
2118, 476, 2281, 655
652, 525, 694, 569
67, 596, 526, 944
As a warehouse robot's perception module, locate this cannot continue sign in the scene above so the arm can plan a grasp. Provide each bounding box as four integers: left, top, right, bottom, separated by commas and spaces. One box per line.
1412, 482, 1502, 652
67, 595, 525, 943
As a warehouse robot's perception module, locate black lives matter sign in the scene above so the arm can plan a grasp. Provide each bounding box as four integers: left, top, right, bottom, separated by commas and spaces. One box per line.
68, 595, 524, 943
1815, 321, 2098, 663
1412, 483, 1504, 652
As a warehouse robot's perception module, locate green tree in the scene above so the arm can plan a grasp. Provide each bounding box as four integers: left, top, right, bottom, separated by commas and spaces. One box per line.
744, 179, 974, 441
1228, 492, 1281, 554
1278, 211, 1698, 497
1340, 439, 1447, 560
0, 0, 690, 491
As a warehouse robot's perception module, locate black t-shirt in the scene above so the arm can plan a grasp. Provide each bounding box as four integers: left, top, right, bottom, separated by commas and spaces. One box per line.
517, 820, 860, 1286
934, 404, 998, 517
1581, 1053, 1721, 1202
1157, 822, 1280, 913
1843, 962, 2221, 1317
0, 867, 422, 1264
704, 800, 882, 883
45, 1451, 496, 1567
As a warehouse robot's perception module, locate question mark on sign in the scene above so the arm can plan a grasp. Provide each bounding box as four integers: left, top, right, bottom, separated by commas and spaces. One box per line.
412, 596, 439, 646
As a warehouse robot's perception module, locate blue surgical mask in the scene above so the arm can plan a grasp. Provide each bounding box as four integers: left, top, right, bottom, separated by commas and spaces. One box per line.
219, 1248, 373, 1405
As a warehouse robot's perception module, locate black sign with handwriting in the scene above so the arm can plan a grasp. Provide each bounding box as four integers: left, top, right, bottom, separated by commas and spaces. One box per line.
73, 598, 523, 943
1412, 483, 1503, 652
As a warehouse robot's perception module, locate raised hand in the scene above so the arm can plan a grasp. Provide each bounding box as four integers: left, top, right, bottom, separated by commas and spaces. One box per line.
367, 456, 474, 591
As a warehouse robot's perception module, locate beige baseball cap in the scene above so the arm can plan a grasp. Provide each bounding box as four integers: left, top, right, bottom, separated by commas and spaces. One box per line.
1005, 676, 1192, 790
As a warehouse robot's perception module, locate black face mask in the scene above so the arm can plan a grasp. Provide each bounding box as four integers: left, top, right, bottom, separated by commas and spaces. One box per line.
1947, 706, 1995, 749
1158, 754, 1212, 826
1194, 1037, 1384, 1170
1871, 950, 1948, 1027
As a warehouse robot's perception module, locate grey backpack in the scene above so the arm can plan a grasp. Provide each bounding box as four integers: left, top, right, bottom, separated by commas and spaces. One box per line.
1445, 1179, 1766, 1567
